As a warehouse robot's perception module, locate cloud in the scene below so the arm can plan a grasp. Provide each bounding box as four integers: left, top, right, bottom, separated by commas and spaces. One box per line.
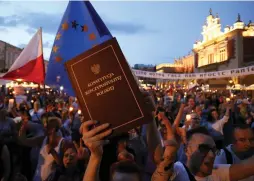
0, 11, 151, 36
0, 13, 60, 35
0, 27, 8, 32
43, 41, 53, 49
25, 27, 36, 35
0, 1, 10, 5
22, 12, 61, 34
0, 15, 19, 27
107, 21, 149, 34
17, 43, 26, 49
17, 41, 52, 49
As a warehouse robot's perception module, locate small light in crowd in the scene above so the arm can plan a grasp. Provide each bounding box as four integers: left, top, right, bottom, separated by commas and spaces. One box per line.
78, 110, 82, 114
60, 86, 64, 91
186, 114, 191, 121
13, 91, 16, 94
26, 90, 29, 94
31, 100, 34, 103
37, 92, 40, 95
69, 107, 74, 112
226, 98, 230, 102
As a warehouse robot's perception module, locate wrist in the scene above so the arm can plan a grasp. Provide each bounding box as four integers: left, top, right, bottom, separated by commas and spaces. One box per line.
164, 139, 178, 147
90, 153, 102, 162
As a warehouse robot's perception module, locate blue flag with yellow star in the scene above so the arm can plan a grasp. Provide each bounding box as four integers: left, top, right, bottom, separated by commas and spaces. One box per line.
45, 1, 112, 96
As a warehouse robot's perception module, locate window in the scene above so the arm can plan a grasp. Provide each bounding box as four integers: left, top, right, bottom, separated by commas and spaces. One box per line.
208, 54, 214, 64
219, 49, 226, 62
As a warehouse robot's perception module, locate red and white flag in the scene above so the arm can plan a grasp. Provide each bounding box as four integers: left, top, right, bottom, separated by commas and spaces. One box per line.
2, 28, 45, 84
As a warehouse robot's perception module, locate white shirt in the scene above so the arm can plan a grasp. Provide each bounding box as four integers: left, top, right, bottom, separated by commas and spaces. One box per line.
212, 116, 229, 135
30, 108, 45, 122
215, 145, 254, 181
169, 161, 230, 181
33, 137, 64, 181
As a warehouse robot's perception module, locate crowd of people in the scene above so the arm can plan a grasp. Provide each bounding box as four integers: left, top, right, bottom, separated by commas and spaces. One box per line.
0, 87, 253, 181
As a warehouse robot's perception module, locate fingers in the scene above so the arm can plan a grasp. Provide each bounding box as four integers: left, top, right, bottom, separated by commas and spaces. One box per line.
83, 129, 112, 143
80, 120, 97, 134
73, 141, 79, 150
83, 123, 111, 139
80, 138, 83, 147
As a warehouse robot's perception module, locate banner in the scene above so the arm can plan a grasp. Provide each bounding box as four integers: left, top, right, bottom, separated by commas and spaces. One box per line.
133, 65, 254, 80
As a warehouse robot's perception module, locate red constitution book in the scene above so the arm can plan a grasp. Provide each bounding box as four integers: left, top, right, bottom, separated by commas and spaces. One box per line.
65, 38, 154, 135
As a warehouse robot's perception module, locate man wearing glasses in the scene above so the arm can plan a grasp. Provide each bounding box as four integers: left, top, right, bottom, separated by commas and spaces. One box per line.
152, 126, 254, 181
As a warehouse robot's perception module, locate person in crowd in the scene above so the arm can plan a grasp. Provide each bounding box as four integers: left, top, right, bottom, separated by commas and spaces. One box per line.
215, 124, 254, 181
110, 161, 142, 181
0, 142, 11, 181
30, 100, 44, 123
18, 109, 45, 179
152, 125, 254, 181
210, 105, 230, 135
234, 99, 250, 124
18, 116, 66, 181
0, 109, 18, 178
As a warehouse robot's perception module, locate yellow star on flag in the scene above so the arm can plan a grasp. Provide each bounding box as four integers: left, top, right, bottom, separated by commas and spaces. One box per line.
61, 22, 69, 30
55, 56, 63, 62
56, 33, 61, 40
53, 45, 59, 53
89, 33, 96, 40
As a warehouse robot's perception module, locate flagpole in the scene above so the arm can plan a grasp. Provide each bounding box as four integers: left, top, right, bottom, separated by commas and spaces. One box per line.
40, 27, 46, 91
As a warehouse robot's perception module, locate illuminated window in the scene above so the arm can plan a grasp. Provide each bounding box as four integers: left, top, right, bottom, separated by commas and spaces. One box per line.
219, 49, 226, 62
208, 54, 214, 64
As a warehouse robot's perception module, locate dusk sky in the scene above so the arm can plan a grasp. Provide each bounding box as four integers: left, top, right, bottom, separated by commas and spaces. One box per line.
0, 1, 253, 66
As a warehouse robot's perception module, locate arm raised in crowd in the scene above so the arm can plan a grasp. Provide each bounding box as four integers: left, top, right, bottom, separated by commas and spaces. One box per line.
81, 120, 113, 181
142, 91, 163, 164
229, 156, 254, 181
172, 103, 185, 128
151, 115, 179, 181
17, 122, 44, 147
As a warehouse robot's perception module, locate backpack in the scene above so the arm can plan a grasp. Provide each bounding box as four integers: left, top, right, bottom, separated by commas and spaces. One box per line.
182, 163, 197, 181
223, 148, 233, 164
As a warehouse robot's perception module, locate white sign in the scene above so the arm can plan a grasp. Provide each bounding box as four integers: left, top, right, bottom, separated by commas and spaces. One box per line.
133, 65, 254, 80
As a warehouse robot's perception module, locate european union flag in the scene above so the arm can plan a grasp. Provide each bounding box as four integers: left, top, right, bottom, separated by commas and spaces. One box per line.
45, 1, 112, 96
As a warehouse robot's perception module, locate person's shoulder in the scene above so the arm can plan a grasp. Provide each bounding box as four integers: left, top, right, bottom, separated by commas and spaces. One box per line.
211, 164, 231, 181
169, 162, 190, 181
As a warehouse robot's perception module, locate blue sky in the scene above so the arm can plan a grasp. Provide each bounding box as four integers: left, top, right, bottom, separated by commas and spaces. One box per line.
0, 1, 253, 66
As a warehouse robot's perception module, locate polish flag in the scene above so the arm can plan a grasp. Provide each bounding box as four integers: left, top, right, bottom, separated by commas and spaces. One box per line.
2, 28, 45, 84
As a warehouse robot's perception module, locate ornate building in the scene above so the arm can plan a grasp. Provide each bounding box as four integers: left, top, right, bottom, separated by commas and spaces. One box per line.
156, 54, 194, 88
193, 9, 254, 88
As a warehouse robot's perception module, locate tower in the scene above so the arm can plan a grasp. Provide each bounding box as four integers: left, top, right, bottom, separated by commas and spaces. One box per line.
201, 9, 222, 42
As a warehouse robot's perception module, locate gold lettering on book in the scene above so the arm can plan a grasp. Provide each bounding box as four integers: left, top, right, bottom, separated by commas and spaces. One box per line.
85, 73, 122, 97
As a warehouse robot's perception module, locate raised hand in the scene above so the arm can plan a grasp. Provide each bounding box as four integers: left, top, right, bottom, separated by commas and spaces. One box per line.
73, 138, 89, 160
81, 120, 112, 159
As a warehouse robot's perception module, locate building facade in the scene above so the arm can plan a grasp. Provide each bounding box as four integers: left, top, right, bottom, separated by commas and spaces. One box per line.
133, 64, 156, 87
0, 40, 22, 73
193, 9, 254, 88
156, 54, 194, 88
